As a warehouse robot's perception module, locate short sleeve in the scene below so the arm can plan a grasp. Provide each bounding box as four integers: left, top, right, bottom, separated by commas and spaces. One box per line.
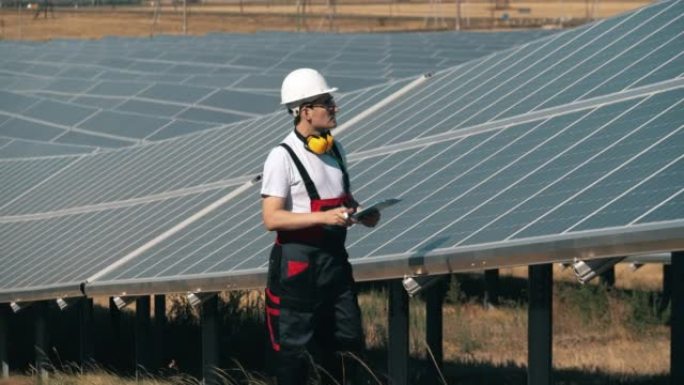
261, 146, 291, 198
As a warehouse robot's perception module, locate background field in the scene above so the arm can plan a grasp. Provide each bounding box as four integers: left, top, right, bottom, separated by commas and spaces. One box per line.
0, 0, 651, 40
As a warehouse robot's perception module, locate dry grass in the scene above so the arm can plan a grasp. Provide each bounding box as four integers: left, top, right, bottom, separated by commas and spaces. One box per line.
501, 263, 664, 291
359, 267, 669, 378
0, 1, 651, 41
196, 1, 650, 19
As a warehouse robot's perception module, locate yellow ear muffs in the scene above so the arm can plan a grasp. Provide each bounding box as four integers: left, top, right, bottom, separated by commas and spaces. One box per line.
306, 132, 334, 155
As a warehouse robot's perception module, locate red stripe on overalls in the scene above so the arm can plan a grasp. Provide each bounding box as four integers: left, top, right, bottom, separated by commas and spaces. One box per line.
265, 288, 281, 351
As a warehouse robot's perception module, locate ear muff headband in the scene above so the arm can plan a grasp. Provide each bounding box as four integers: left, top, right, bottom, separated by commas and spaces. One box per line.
306, 132, 334, 155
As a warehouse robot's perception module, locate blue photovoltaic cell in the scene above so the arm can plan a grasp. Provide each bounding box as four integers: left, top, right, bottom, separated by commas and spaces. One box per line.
43, 78, 96, 93
0, 29, 556, 156
510, 92, 683, 239
54, 131, 135, 148
572, 156, 684, 230
146, 121, 218, 141
115, 100, 185, 117
87, 81, 152, 97
0, 118, 63, 141
138, 84, 215, 103
78, 110, 170, 138
0, 157, 77, 208
56, 66, 103, 80
176, 108, 246, 124
635, 190, 684, 224
185, 74, 244, 88
0, 91, 39, 114
201, 90, 280, 115
0, 140, 95, 158
23, 100, 97, 126
71, 96, 120, 109
232, 74, 284, 90
0, 188, 230, 290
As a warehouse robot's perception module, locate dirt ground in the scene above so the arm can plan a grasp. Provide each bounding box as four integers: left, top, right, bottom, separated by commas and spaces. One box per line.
0, 1, 650, 41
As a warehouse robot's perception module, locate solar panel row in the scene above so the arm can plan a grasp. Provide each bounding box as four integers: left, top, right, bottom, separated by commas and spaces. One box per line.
0, 78, 413, 216
0, 1, 681, 303
0, 30, 553, 153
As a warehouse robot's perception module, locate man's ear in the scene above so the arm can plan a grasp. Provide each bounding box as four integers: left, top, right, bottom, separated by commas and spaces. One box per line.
302, 106, 312, 122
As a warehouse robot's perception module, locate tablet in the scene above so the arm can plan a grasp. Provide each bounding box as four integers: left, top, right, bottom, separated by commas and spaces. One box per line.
351, 198, 402, 221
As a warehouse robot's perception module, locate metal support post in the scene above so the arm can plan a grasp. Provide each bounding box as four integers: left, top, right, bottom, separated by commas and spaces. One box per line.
0, 305, 8, 378
672, 252, 683, 385
528, 264, 552, 385
388, 280, 409, 385
135, 296, 151, 377
659, 263, 672, 316
201, 295, 219, 385
424, 276, 448, 381
599, 265, 616, 287
79, 298, 94, 370
154, 295, 167, 370
109, 297, 123, 371
484, 269, 500, 308
35, 302, 49, 384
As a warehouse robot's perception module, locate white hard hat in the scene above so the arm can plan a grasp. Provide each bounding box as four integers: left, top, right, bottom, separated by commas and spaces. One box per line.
281, 68, 338, 107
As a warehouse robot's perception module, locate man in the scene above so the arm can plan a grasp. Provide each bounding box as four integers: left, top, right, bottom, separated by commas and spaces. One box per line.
261, 68, 379, 385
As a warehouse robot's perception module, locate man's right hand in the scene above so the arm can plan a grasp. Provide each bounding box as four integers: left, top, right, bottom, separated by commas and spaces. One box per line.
319, 207, 355, 227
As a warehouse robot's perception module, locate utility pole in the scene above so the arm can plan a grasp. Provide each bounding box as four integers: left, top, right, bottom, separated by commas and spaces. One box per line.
296, 0, 308, 32
455, 0, 462, 30
151, 0, 162, 37
182, 0, 187, 35
323, 0, 336, 32
17, 0, 22, 40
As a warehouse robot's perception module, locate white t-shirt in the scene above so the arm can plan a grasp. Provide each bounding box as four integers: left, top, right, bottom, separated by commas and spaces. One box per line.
261, 131, 348, 213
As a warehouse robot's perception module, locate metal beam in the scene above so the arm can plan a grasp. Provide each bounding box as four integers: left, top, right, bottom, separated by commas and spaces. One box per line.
79, 298, 94, 370
388, 280, 409, 385
672, 251, 683, 385
0, 304, 8, 378
34, 302, 49, 384
135, 296, 151, 378
201, 295, 220, 385
528, 264, 552, 385
71, 221, 684, 302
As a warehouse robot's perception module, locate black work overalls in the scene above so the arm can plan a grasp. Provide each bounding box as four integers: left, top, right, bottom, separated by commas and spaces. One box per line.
265, 142, 365, 385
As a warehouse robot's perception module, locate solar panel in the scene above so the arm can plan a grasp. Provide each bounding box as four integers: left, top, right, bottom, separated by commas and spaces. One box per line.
0, 78, 411, 216
86, 85, 682, 286
0, 30, 552, 153
83, 1, 684, 296
0, 139, 96, 159
0, 188, 233, 297
1, 2, 681, 302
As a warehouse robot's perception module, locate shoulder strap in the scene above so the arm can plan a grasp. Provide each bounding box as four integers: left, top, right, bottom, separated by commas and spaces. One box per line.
330, 143, 351, 195
279, 143, 320, 200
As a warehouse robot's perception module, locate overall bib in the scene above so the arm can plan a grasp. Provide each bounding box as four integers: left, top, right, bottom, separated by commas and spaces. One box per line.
265, 143, 365, 385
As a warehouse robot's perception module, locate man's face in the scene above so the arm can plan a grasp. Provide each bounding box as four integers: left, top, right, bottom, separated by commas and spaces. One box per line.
302, 94, 338, 131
